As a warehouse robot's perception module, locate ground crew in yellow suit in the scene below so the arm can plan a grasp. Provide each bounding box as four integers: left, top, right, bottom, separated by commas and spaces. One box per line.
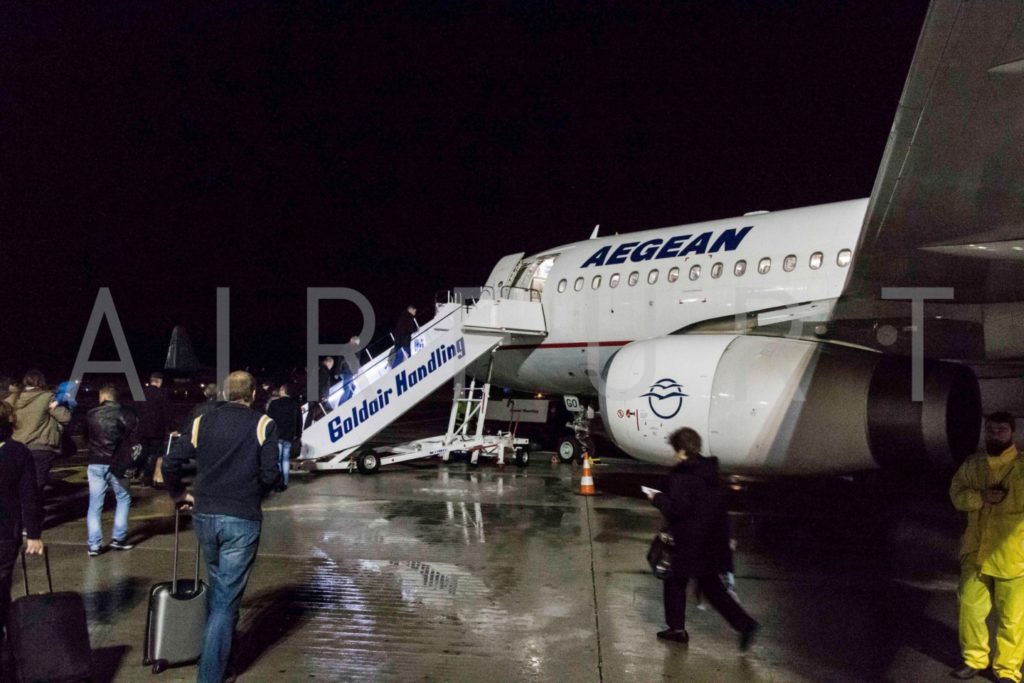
950, 412, 1024, 682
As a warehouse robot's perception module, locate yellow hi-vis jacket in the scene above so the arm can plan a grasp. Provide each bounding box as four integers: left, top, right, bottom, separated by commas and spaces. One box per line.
951, 446, 1024, 579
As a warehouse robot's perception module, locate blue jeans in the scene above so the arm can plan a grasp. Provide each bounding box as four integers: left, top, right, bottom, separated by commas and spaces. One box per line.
389, 343, 411, 369
193, 513, 261, 683
86, 464, 131, 549
339, 371, 354, 405
278, 441, 291, 487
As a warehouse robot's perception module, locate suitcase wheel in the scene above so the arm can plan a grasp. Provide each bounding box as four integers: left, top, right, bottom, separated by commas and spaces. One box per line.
153, 659, 169, 674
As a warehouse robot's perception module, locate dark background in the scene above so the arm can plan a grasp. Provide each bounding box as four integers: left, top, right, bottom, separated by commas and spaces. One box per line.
0, 1, 930, 381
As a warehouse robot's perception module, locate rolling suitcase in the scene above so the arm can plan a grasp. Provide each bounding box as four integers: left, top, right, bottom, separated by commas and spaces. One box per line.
143, 507, 208, 674
7, 548, 92, 682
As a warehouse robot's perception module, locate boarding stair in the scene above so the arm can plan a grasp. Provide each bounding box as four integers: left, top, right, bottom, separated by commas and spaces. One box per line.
300, 290, 547, 470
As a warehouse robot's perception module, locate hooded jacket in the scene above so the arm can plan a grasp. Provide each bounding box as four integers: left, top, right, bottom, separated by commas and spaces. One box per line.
653, 455, 733, 577
5, 387, 71, 453
950, 446, 1024, 579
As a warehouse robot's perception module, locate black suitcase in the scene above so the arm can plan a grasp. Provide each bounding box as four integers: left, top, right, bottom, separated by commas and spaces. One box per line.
143, 507, 208, 674
7, 548, 92, 682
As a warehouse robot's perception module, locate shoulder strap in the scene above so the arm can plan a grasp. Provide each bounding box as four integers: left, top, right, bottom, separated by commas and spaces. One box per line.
257, 415, 272, 446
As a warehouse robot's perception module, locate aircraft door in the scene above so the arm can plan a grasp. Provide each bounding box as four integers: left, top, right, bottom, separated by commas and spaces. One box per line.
530, 256, 557, 297
484, 252, 525, 298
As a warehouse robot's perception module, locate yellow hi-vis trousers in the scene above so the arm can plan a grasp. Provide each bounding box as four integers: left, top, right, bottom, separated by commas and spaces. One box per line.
959, 561, 1024, 682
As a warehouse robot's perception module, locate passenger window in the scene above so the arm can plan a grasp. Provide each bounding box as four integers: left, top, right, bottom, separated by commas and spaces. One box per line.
689, 265, 701, 281
557, 279, 567, 293
758, 257, 771, 275
628, 271, 639, 286
647, 269, 659, 285
591, 275, 602, 289
734, 260, 747, 276
809, 252, 823, 270
574, 277, 584, 291
783, 255, 797, 272
711, 262, 723, 279
609, 273, 620, 288
667, 267, 680, 283
837, 249, 852, 267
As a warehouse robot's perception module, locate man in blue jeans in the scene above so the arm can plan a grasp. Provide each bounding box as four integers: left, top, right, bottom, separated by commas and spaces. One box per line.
84, 384, 139, 556
163, 371, 280, 682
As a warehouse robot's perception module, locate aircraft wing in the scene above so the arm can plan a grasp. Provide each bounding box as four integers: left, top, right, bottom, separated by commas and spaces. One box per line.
829, 0, 1024, 360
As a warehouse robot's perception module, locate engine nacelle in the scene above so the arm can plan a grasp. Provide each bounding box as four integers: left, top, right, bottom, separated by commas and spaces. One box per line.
599, 335, 980, 474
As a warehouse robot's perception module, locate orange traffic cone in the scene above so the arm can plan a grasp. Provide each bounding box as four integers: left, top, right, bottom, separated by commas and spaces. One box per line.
578, 453, 596, 495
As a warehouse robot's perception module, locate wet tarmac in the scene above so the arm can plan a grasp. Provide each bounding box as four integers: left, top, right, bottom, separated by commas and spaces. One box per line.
9, 453, 966, 682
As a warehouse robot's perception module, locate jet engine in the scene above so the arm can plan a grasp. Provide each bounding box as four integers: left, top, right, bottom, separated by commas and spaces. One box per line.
599, 334, 980, 474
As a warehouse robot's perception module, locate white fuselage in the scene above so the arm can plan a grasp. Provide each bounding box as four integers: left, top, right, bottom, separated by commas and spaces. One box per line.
482, 199, 867, 396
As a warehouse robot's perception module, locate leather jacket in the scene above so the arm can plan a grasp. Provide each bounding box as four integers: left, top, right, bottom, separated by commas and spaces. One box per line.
86, 401, 139, 465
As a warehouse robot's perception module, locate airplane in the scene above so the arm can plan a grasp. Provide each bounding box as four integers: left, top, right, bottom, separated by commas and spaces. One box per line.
303, 0, 1024, 476
478, 198, 890, 474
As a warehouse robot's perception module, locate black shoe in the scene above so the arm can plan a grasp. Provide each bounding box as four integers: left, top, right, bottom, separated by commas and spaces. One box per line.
87, 547, 101, 557
656, 628, 689, 643
739, 623, 759, 652
109, 540, 134, 551
950, 664, 982, 679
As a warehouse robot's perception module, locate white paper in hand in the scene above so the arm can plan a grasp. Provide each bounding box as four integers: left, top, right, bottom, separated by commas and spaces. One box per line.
641, 485, 661, 496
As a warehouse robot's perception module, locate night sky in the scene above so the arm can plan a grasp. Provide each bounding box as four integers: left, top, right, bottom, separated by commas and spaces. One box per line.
0, 1, 930, 381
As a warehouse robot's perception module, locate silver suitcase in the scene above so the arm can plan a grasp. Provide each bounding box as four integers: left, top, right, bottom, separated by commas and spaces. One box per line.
143, 507, 208, 674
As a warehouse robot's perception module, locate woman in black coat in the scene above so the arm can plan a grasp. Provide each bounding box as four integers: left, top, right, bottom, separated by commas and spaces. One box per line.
647, 427, 758, 648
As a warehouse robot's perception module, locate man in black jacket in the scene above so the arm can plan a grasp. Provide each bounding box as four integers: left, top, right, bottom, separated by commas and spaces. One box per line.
163, 370, 280, 683
646, 427, 758, 649
389, 304, 418, 368
136, 372, 169, 486
266, 382, 301, 491
180, 383, 224, 433
85, 385, 139, 556
0, 400, 44, 665
317, 356, 338, 403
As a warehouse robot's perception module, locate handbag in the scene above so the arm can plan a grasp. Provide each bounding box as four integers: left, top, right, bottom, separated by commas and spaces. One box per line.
647, 530, 674, 579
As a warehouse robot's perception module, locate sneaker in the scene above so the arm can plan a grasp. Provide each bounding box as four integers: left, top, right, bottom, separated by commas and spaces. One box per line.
950, 664, 982, 679
739, 623, 759, 652
88, 547, 101, 557
741, 626, 757, 651
656, 628, 689, 643
109, 540, 134, 551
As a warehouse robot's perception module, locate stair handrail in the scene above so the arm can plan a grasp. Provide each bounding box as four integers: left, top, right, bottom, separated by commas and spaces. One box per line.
499, 285, 543, 302
341, 302, 469, 390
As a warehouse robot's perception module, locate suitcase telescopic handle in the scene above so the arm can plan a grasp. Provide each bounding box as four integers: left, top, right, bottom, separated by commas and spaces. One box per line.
172, 507, 180, 594
171, 505, 201, 595
20, 545, 53, 596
